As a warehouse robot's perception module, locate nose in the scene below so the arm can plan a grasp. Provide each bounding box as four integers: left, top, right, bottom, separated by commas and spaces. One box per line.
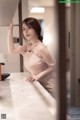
25, 28, 29, 34
24, 29, 28, 35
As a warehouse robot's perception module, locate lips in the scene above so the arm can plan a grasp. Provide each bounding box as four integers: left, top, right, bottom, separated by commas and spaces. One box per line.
26, 34, 30, 37
25, 34, 30, 40
25, 34, 31, 41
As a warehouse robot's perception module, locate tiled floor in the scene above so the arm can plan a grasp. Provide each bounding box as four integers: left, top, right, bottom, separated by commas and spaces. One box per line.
67, 95, 80, 120
66, 71, 80, 120
67, 107, 80, 120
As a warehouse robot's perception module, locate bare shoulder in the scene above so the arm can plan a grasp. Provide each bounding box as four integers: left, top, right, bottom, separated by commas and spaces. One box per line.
37, 41, 51, 57
37, 41, 47, 51
37, 41, 55, 65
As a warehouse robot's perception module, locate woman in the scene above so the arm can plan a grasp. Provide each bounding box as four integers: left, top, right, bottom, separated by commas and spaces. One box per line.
7, 17, 56, 98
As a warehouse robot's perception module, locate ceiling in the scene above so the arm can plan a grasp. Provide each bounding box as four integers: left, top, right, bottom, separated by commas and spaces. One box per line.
0, 0, 54, 26
28, 0, 54, 7
0, 0, 19, 26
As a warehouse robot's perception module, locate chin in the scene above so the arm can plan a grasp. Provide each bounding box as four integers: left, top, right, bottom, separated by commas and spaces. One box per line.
27, 40, 31, 43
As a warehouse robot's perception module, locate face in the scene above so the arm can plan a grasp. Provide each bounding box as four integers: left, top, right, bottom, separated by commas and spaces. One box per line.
22, 23, 38, 42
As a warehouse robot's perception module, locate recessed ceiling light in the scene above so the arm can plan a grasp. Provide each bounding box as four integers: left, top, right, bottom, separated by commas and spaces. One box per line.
30, 7, 45, 13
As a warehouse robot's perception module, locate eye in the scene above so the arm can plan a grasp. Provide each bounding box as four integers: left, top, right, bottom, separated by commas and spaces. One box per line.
28, 25, 32, 29
22, 27, 25, 31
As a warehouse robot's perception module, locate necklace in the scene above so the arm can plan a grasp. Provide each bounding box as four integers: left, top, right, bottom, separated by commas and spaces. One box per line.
28, 41, 39, 52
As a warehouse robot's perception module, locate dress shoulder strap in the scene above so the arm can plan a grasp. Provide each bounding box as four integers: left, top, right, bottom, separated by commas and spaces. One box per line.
32, 50, 45, 62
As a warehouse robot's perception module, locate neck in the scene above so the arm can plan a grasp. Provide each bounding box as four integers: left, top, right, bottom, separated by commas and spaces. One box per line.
28, 38, 39, 52
32, 40, 39, 46
29, 37, 39, 46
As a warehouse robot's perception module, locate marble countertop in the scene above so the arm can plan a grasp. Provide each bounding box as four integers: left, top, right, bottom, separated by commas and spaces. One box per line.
0, 72, 56, 120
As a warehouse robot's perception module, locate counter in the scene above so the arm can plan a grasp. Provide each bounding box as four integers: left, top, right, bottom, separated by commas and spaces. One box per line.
0, 72, 57, 120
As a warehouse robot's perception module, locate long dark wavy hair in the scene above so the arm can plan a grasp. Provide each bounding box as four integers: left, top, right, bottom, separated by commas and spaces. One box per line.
22, 17, 43, 42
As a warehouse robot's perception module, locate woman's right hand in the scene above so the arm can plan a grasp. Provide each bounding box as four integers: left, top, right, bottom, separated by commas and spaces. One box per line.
8, 22, 13, 31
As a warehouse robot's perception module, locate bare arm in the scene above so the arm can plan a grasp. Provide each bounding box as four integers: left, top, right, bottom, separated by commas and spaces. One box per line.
7, 23, 27, 55
7, 23, 15, 53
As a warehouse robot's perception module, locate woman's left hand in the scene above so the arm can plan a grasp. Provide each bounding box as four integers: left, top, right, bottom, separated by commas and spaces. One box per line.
26, 74, 40, 82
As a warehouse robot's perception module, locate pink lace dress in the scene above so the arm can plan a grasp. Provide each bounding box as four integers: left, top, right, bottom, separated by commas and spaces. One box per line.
23, 44, 56, 98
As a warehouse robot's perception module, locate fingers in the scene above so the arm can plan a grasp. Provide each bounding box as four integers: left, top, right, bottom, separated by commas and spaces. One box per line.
8, 22, 13, 31
26, 76, 35, 82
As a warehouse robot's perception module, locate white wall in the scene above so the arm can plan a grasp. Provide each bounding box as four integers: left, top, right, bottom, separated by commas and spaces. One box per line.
43, 7, 58, 60
0, 26, 20, 73
0, 0, 29, 73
